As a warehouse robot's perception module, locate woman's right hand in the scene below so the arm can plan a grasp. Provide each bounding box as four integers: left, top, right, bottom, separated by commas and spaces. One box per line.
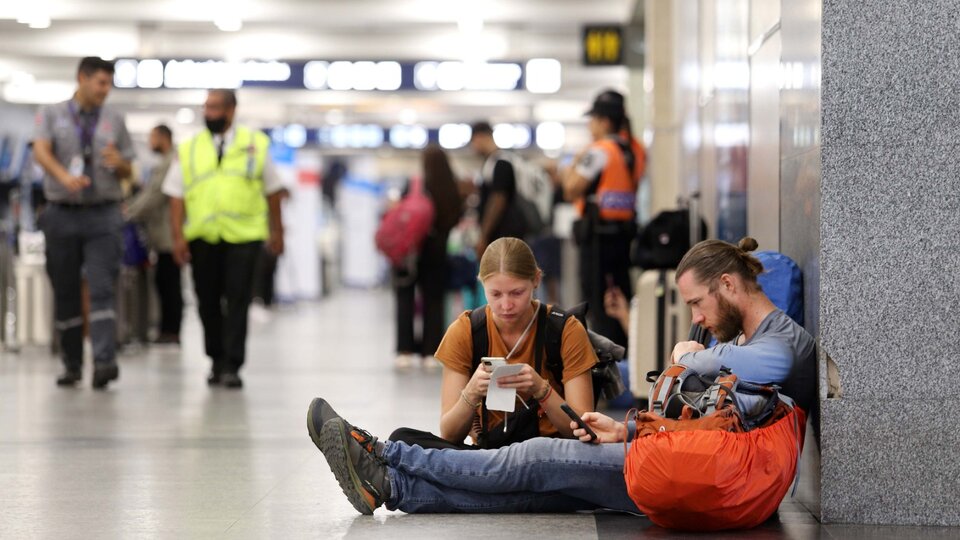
573, 412, 627, 444
463, 363, 493, 403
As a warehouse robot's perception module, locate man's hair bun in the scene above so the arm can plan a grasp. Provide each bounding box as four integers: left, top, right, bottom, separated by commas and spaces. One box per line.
738, 237, 759, 252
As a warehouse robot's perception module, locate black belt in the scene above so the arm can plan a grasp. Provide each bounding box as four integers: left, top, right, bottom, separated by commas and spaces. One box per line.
51, 201, 118, 209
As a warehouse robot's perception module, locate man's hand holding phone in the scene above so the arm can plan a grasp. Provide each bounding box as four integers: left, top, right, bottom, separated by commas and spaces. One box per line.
569, 410, 628, 444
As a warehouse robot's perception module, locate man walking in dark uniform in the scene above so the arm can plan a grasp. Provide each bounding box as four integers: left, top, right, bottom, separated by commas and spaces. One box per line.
32, 57, 135, 389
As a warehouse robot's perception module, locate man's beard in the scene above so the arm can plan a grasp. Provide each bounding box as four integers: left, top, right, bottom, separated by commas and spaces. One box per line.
712, 292, 744, 343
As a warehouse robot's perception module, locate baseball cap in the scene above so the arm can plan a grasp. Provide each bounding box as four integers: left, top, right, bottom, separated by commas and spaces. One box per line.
585, 89, 626, 119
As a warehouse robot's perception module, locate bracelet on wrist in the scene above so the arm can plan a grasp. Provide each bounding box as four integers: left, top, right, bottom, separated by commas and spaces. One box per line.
535, 383, 553, 403
460, 390, 480, 409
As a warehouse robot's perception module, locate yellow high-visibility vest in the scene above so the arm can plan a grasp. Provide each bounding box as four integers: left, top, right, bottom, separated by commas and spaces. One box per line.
178, 126, 270, 243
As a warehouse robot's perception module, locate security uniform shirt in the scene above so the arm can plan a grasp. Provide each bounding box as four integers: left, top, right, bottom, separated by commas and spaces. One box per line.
34, 97, 135, 204
162, 127, 284, 199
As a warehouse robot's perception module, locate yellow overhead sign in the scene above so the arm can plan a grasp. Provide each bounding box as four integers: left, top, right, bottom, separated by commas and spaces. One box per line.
583, 26, 624, 66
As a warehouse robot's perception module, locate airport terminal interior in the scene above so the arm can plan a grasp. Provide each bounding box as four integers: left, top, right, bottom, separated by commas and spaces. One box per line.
2, 0, 959, 538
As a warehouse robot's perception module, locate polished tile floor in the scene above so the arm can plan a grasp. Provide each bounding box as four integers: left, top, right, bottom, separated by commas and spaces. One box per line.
0, 289, 952, 538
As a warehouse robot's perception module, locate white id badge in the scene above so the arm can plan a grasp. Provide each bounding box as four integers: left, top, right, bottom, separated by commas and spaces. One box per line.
68, 155, 84, 177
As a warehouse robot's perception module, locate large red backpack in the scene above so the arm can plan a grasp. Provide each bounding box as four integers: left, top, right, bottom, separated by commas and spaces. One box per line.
624, 365, 806, 531
375, 178, 434, 266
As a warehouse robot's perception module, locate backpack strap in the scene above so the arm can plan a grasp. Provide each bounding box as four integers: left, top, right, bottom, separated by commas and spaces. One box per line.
532, 303, 547, 375
735, 380, 782, 431
650, 364, 692, 417
469, 307, 489, 374
468, 307, 490, 443
704, 371, 739, 415
543, 305, 569, 390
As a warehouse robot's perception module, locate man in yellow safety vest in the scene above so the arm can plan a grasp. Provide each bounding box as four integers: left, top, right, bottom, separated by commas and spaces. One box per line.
163, 89, 285, 389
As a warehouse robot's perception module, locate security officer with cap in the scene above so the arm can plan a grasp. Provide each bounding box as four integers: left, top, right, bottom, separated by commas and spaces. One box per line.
163, 89, 284, 389
33, 56, 135, 389
563, 89, 645, 348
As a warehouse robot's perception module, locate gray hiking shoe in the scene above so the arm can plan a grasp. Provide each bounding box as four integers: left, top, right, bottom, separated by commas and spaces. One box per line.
318, 418, 391, 515
307, 397, 343, 450
307, 398, 385, 457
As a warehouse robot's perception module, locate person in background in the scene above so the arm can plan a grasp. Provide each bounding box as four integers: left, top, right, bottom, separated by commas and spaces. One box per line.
563, 90, 645, 349
395, 145, 464, 369
252, 187, 291, 309
469, 121, 518, 259
32, 56, 134, 389
533, 160, 566, 305
125, 124, 182, 345
163, 89, 285, 389
603, 287, 630, 336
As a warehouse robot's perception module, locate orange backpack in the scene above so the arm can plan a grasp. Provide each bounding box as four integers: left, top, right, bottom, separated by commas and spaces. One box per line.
624, 366, 806, 531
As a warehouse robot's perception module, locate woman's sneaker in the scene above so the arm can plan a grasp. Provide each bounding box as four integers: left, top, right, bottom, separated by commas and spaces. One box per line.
318, 418, 391, 515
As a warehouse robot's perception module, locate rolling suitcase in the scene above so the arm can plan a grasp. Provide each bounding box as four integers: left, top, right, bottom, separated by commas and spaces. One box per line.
628, 269, 691, 398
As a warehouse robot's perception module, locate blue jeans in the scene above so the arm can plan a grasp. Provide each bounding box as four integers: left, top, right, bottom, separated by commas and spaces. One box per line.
382, 437, 638, 514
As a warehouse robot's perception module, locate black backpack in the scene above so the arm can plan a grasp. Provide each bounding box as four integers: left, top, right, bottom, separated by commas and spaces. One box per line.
631, 209, 708, 269
469, 302, 627, 410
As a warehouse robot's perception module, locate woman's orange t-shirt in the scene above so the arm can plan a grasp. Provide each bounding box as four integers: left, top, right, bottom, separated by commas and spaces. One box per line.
434, 304, 598, 439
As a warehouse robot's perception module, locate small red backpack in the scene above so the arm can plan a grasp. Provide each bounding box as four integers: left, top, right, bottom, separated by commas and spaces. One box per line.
375, 178, 435, 266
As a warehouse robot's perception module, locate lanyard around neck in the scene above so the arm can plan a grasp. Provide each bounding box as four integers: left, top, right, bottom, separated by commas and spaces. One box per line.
68, 100, 100, 151
504, 301, 539, 361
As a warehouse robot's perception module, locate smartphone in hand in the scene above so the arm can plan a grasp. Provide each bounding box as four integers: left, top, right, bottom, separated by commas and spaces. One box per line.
560, 403, 598, 442
481, 357, 506, 370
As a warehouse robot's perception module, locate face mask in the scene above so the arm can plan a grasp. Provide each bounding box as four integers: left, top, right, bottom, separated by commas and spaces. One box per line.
205, 116, 228, 134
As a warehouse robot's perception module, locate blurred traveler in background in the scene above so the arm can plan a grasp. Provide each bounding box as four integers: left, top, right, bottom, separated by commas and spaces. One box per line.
33, 56, 134, 389
563, 90, 645, 348
252, 186, 290, 309
469, 121, 518, 259
395, 145, 464, 369
125, 124, 182, 346
163, 89, 285, 389
603, 286, 630, 336
533, 160, 567, 305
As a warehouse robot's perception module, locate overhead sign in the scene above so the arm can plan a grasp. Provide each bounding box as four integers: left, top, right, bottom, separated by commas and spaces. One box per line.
114, 59, 297, 89
113, 59, 537, 92
582, 25, 624, 66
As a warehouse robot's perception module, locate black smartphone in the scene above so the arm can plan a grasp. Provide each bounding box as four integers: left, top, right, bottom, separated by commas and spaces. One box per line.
560, 403, 598, 442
